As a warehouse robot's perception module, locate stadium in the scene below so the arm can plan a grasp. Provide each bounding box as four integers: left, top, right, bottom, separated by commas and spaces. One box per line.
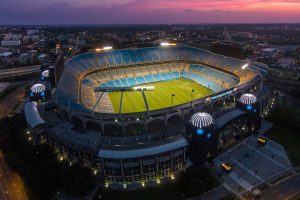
24, 45, 272, 189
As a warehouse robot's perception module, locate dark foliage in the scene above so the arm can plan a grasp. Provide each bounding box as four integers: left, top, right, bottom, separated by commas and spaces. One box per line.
0, 114, 95, 200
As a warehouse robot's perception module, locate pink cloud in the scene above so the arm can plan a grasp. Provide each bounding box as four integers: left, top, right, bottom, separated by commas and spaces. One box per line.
1, 0, 300, 24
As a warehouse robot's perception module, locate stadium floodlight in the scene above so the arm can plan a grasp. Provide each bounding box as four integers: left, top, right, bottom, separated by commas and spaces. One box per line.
95, 46, 113, 52
133, 86, 154, 91
160, 42, 176, 46
103, 46, 113, 50
241, 63, 249, 70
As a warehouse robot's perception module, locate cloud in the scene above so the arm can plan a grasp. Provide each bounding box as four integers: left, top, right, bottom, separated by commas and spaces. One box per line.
0, 0, 300, 24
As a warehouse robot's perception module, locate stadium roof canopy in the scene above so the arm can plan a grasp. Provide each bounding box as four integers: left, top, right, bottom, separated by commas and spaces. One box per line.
240, 94, 257, 105
215, 108, 246, 129
24, 101, 46, 128
30, 84, 46, 93
98, 135, 188, 159
190, 112, 214, 128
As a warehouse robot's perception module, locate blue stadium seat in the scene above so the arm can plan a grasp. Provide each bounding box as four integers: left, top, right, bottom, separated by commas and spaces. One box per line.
113, 51, 123, 65
152, 74, 162, 81
135, 50, 146, 63
161, 73, 170, 80
120, 50, 131, 64
121, 79, 129, 86
107, 80, 116, 87
127, 78, 137, 86
114, 79, 123, 87
144, 75, 155, 82
127, 50, 138, 64
135, 76, 146, 84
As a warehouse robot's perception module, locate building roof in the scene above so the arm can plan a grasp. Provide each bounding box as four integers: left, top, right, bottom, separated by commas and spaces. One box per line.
190, 112, 214, 128
98, 135, 188, 159
37, 53, 47, 58
24, 101, 46, 128
0, 52, 12, 57
215, 108, 246, 129
240, 94, 257, 105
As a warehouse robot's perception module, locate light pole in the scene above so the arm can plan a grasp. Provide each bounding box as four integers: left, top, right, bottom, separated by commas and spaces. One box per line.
191, 89, 195, 107
207, 85, 210, 95
171, 94, 175, 106
191, 89, 195, 98
242, 62, 264, 116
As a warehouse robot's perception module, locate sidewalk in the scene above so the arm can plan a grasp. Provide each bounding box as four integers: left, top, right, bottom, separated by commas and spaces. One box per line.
188, 185, 229, 200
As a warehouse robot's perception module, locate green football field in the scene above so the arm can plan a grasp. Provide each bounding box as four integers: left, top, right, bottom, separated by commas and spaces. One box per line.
108, 79, 214, 113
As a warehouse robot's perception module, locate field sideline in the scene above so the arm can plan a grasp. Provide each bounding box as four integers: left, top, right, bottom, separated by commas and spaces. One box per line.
108, 78, 214, 113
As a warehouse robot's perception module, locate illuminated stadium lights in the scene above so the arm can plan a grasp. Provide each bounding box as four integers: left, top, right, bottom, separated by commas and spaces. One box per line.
240, 94, 257, 105
241, 63, 249, 70
30, 84, 46, 93
95, 46, 113, 52
103, 46, 113, 50
190, 112, 214, 128
133, 86, 154, 91
94, 86, 154, 93
160, 42, 176, 46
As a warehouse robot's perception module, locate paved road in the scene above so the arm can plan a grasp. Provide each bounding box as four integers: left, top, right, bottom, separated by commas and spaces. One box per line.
0, 85, 25, 119
0, 84, 29, 200
188, 185, 229, 200
260, 173, 300, 200
0, 151, 28, 200
0, 65, 40, 78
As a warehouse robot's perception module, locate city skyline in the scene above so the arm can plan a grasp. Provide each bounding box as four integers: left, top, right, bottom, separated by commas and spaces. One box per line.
1, 0, 300, 24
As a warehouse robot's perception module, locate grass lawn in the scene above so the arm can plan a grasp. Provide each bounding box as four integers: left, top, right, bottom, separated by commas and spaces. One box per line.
264, 125, 300, 166
108, 79, 214, 113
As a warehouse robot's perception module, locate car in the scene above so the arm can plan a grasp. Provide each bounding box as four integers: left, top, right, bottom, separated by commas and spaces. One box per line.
257, 137, 267, 146
221, 162, 232, 173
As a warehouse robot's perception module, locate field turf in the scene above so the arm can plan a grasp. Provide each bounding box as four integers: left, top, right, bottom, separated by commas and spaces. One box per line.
108, 78, 214, 113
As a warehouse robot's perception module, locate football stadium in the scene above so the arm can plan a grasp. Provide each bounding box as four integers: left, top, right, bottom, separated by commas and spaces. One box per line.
23, 45, 273, 189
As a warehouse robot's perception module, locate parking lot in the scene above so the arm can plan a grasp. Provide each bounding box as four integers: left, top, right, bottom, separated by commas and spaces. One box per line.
212, 135, 292, 195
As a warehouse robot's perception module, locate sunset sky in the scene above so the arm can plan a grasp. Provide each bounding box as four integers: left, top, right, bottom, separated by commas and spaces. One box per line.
1, 0, 300, 24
